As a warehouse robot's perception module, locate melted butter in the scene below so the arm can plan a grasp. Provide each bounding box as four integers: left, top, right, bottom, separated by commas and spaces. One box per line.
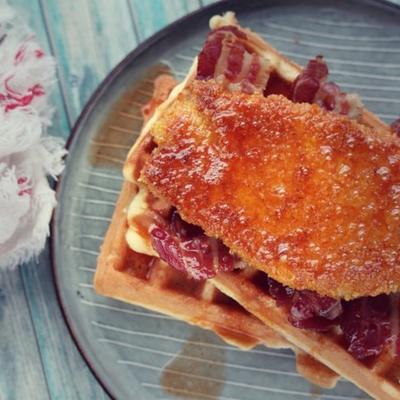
126, 186, 158, 256
126, 184, 171, 256
125, 227, 156, 257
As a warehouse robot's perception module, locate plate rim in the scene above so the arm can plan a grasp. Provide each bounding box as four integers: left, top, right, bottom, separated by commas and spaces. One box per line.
50, 0, 400, 399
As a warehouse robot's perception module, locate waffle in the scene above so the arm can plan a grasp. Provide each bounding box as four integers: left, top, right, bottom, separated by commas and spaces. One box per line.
95, 74, 338, 389
119, 13, 400, 399
95, 179, 338, 388
212, 271, 400, 400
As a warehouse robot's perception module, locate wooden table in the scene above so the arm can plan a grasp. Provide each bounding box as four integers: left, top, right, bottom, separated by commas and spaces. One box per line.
0, 1, 217, 399
1, 0, 399, 399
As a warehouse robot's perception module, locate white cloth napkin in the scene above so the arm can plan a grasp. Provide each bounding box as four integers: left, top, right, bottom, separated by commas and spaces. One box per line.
0, 0, 66, 269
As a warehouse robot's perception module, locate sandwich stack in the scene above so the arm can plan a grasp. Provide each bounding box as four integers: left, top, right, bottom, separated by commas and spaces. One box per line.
96, 12, 400, 399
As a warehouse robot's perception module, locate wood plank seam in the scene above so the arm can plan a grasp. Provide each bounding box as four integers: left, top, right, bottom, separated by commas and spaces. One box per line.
19, 267, 52, 400
126, 0, 141, 43
37, 0, 74, 128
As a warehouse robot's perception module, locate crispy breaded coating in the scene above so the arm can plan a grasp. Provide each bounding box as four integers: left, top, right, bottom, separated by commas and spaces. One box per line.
142, 80, 400, 299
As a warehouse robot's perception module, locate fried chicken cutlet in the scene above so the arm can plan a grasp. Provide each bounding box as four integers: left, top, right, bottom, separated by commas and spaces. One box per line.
141, 79, 400, 300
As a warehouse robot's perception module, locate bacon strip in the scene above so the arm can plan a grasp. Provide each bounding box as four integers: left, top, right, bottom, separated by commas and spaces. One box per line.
198, 29, 362, 119
197, 26, 270, 93
291, 56, 327, 103
149, 210, 241, 280
292, 56, 362, 119
196, 31, 224, 81
391, 118, 400, 137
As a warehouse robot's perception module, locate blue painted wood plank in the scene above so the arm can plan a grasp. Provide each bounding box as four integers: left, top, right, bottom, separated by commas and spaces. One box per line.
0, 269, 50, 400
10, 1, 116, 398
21, 245, 109, 400
128, 0, 201, 41
39, 0, 138, 124
12, 0, 71, 139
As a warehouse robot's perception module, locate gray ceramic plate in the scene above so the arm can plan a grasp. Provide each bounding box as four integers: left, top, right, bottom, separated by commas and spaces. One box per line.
52, 1, 400, 399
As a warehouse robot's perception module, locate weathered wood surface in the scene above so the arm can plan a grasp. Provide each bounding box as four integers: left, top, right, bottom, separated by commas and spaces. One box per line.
0, 1, 217, 399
